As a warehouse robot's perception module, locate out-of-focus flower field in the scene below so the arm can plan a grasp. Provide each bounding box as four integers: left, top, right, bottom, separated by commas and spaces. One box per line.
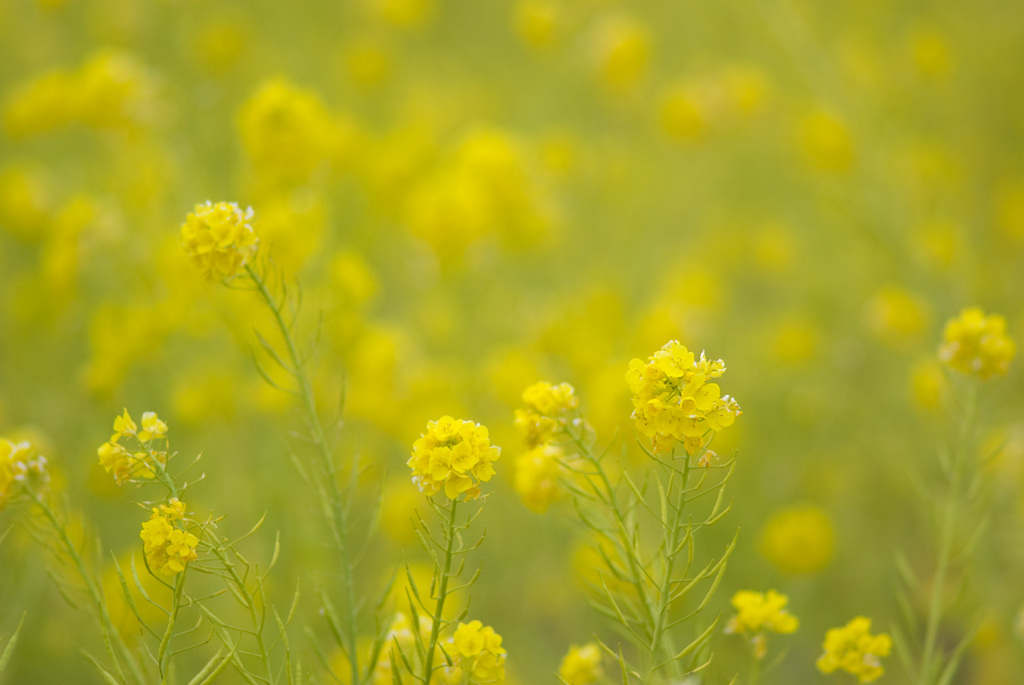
2, 0, 1024, 683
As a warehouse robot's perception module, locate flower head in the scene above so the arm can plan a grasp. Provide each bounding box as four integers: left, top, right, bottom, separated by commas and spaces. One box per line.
98, 409, 166, 485
626, 341, 741, 454
816, 617, 891, 683
181, 201, 258, 280
1, 439, 49, 510
725, 590, 798, 658
140, 507, 199, 576
938, 308, 1015, 379
408, 417, 501, 500
514, 381, 578, 448
449, 620, 507, 683
559, 642, 603, 684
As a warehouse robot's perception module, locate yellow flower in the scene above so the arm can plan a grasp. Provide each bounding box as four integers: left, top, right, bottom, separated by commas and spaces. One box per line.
140, 509, 199, 576
514, 381, 578, 448
1, 439, 47, 510
938, 308, 1015, 379
138, 412, 168, 441
558, 642, 603, 684
626, 341, 740, 454
725, 590, 798, 658
816, 617, 891, 683
450, 620, 507, 683
408, 417, 501, 500
181, 201, 259, 280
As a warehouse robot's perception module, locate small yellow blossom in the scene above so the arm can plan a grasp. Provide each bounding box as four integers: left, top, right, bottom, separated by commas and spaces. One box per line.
408, 417, 501, 500
181, 201, 259, 280
450, 620, 507, 683
938, 308, 1015, 379
98, 409, 165, 485
725, 590, 798, 658
1, 439, 49, 509
514, 381, 578, 448
816, 617, 891, 683
626, 341, 741, 454
558, 642, 603, 684
140, 508, 199, 576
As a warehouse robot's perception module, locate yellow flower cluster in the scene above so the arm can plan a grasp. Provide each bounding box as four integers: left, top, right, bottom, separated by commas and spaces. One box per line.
512, 382, 581, 513
626, 341, 741, 454
4, 49, 160, 137
448, 620, 506, 683
97, 410, 168, 485
514, 381, 578, 448
938, 308, 1015, 379
816, 617, 891, 683
558, 642, 603, 685
238, 78, 355, 185
408, 417, 501, 500
0, 439, 49, 510
181, 201, 259, 280
139, 502, 199, 577
725, 590, 799, 658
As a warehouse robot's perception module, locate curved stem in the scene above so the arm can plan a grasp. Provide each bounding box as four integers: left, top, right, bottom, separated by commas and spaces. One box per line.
918, 382, 977, 684
245, 263, 360, 684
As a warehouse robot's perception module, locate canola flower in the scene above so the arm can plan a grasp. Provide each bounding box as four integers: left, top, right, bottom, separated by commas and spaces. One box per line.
938, 308, 1015, 379
139, 504, 199, 577
513, 381, 578, 448
0, 438, 49, 511
626, 341, 741, 454
817, 617, 891, 683
447, 620, 507, 683
408, 416, 500, 500
180, 201, 259, 280
724, 590, 799, 659
558, 642, 603, 684
97, 409, 168, 485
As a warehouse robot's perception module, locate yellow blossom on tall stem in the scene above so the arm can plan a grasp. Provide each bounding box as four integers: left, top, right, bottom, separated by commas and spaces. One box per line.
139, 507, 199, 577
938, 308, 1015, 378
626, 340, 741, 454
817, 617, 891, 683
180, 201, 259, 280
449, 620, 507, 683
558, 642, 603, 684
407, 416, 501, 500
725, 590, 799, 660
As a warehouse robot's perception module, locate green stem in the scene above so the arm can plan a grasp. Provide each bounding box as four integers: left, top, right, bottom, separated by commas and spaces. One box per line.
33, 495, 146, 685
245, 263, 360, 685
644, 453, 690, 681
918, 382, 977, 685
422, 498, 458, 683
209, 541, 273, 682
749, 641, 762, 685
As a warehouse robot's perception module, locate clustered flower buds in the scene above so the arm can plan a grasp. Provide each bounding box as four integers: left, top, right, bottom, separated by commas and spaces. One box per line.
408, 416, 500, 500
181, 201, 259, 280
626, 340, 741, 454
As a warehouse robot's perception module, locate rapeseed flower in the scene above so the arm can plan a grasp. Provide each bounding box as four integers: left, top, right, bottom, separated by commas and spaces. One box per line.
558, 642, 603, 684
408, 417, 500, 500
816, 617, 891, 683
139, 507, 199, 576
181, 201, 259, 280
1, 438, 49, 510
514, 381, 578, 448
725, 590, 799, 658
938, 308, 1015, 378
626, 341, 741, 454
97, 409, 166, 485
449, 620, 506, 683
